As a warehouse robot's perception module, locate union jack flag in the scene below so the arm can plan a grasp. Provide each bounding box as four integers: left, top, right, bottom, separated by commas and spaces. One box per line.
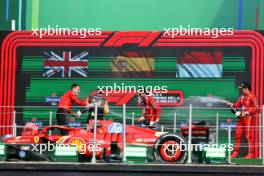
43, 51, 88, 77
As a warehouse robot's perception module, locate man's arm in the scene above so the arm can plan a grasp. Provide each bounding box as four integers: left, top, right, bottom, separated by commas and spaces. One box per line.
232, 97, 242, 108
71, 93, 87, 106
103, 100, 109, 114
246, 95, 259, 115
136, 107, 145, 122
72, 95, 89, 117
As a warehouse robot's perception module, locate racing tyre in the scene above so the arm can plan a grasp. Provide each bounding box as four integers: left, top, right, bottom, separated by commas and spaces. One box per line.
153, 133, 188, 163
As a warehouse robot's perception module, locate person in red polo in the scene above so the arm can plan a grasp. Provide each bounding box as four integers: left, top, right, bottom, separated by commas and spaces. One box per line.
137, 90, 161, 128
56, 83, 88, 130
226, 82, 258, 158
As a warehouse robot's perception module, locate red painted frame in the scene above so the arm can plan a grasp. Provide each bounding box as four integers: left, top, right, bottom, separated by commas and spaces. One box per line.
90, 90, 184, 106
0, 31, 263, 157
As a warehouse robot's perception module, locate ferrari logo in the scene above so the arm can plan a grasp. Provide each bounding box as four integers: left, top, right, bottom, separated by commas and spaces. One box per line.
34, 137, 39, 143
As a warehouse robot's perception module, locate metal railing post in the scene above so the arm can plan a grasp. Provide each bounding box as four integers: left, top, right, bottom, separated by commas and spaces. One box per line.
49, 111, 52, 126
49, 111, 52, 136
13, 110, 16, 136
132, 112, 135, 126
91, 104, 98, 164
173, 112, 177, 133
216, 113, 219, 145
122, 104, 127, 162
187, 104, 192, 164
228, 123, 231, 164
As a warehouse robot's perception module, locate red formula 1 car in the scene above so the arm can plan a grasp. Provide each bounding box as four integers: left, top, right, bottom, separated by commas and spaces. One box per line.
3, 120, 188, 163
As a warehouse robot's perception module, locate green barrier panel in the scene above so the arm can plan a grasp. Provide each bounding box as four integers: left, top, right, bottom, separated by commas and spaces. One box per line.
202, 146, 227, 164
0, 144, 7, 161
125, 146, 149, 163
52, 145, 78, 162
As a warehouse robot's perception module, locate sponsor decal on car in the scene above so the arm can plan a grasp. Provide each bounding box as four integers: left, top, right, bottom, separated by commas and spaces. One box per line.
56, 136, 70, 144
108, 123, 123, 134
69, 138, 85, 152
155, 132, 168, 137
34, 137, 39, 143
136, 138, 143, 142
136, 138, 156, 143
20, 145, 30, 151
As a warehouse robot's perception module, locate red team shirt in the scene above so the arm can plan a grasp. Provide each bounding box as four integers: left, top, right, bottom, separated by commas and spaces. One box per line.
58, 90, 87, 113
141, 96, 161, 122
233, 92, 258, 116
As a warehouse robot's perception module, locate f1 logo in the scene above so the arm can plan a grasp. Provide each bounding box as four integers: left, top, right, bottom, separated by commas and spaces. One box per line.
104, 31, 160, 47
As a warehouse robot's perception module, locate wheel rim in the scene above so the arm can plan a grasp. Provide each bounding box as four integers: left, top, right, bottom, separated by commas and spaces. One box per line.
159, 140, 181, 162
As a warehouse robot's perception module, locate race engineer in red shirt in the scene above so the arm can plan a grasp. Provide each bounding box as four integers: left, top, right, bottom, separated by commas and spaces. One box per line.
137, 90, 161, 128
226, 82, 259, 158
56, 83, 88, 131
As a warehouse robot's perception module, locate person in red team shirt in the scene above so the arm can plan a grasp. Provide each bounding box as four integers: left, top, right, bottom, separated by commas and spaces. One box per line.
226, 82, 258, 158
56, 83, 88, 131
137, 89, 161, 128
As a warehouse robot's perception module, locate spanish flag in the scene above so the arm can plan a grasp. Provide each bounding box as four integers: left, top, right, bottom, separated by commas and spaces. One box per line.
111, 52, 154, 78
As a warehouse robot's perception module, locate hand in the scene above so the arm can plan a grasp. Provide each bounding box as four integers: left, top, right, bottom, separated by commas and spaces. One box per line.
137, 116, 145, 122
149, 121, 155, 127
235, 111, 241, 117
86, 103, 94, 109
226, 102, 233, 107
76, 110, 82, 118
84, 97, 89, 104
241, 112, 249, 117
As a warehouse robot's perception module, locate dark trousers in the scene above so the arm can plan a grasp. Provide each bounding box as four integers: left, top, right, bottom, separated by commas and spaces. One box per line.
87, 107, 104, 123
56, 108, 69, 135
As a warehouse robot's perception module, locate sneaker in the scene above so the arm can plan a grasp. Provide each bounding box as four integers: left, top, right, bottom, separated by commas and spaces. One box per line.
243, 153, 254, 159
231, 151, 239, 158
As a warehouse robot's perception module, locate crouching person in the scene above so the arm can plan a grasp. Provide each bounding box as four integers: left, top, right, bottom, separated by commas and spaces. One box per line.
137, 90, 161, 128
